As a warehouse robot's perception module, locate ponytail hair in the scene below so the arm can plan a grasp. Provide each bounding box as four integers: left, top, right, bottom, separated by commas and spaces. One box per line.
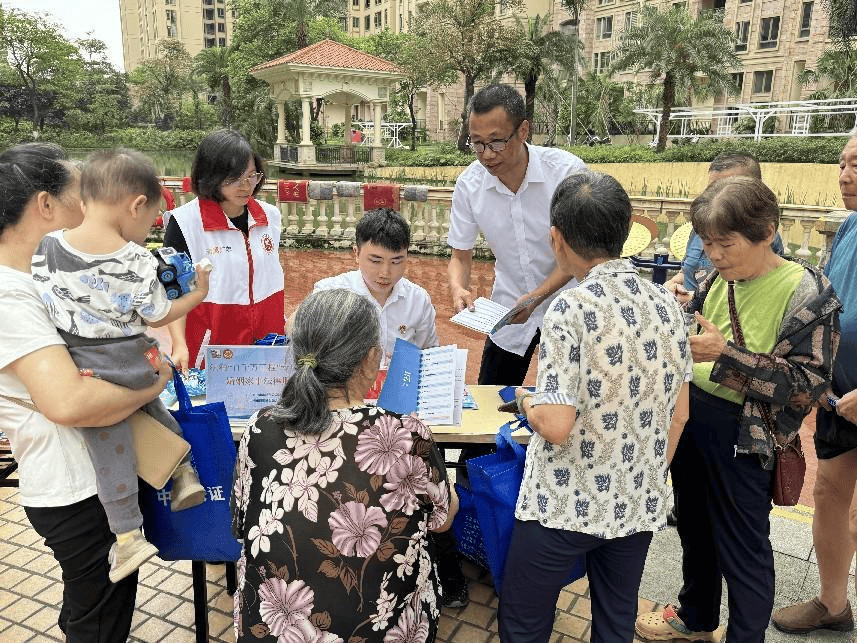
270, 289, 380, 435
0, 143, 73, 237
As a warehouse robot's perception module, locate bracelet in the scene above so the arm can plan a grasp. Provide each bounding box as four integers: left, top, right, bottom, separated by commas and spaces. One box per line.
515, 391, 534, 418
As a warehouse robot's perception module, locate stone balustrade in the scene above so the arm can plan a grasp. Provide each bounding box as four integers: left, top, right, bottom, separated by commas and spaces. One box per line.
158, 177, 849, 266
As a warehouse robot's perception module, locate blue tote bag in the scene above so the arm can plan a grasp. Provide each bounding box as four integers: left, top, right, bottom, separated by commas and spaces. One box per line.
467, 421, 585, 595
140, 369, 241, 562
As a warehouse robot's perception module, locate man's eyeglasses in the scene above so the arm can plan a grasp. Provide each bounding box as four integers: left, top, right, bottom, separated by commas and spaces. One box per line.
468, 130, 517, 154
223, 172, 264, 188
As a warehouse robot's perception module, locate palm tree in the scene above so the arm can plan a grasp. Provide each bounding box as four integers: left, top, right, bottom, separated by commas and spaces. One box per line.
610, 5, 741, 152
194, 46, 232, 127
505, 14, 580, 142
280, 0, 347, 50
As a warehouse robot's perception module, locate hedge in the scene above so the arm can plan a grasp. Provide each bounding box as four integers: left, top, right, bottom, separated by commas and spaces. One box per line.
0, 127, 209, 152
385, 137, 849, 166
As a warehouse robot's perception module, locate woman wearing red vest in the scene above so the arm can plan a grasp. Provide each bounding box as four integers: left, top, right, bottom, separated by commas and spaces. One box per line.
164, 130, 285, 370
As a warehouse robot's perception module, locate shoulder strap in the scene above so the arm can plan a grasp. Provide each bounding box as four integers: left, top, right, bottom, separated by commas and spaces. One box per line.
0, 394, 38, 412
726, 282, 785, 447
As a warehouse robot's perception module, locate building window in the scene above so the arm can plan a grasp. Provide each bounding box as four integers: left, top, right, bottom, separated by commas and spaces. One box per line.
218, 37, 226, 47
623, 11, 638, 31
365, 0, 370, 9
799, 2, 813, 38
165, 0, 175, 5
735, 21, 749, 52
217, 7, 224, 17
352, 16, 359, 28
672, 1, 686, 9
759, 16, 780, 48
365, 14, 370, 30
499, 0, 508, 14
731, 72, 744, 93
593, 51, 612, 75
753, 70, 773, 93
399, 14, 403, 30
374, 10, 381, 27
167, 25, 177, 37
204, 8, 214, 20
597, 0, 614, 6
596, 16, 613, 39
384, 9, 387, 23
205, 37, 215, 48
739, 0, 751, 3
166, 9, 176, 22
217, 22, 225, 32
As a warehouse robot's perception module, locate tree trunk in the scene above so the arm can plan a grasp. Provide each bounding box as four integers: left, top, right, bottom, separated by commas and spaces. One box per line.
408, 94, 417, 151
457, 73, 475, 152
524, 74, 537, 143
657, 72, 675, 153
222, 78, 232, 127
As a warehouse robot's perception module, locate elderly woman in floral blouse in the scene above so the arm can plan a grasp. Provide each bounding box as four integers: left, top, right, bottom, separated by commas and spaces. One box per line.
499, 170, 694, 642
231, 288, 457, 643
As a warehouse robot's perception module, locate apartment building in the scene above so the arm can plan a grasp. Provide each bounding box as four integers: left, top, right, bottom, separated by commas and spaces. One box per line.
119, 0, 235, 72
579, 0, 832, 107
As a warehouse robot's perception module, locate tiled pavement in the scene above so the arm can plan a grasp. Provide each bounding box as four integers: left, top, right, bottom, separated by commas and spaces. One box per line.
2, 474, 855, 642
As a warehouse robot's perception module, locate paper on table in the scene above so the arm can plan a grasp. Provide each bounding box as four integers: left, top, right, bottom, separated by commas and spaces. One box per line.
452, 348, 467, 426
416, 345, 458, 425
450, 297, 510, 334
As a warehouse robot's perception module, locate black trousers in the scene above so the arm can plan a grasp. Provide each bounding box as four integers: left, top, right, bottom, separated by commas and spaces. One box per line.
499, 519, 653, 643
673, 385, 775, 642
477, 331, 541, 386
25, 495, 138, 643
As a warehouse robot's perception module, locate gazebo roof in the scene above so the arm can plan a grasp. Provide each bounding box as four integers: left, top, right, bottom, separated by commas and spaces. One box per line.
251, 39, 399, 74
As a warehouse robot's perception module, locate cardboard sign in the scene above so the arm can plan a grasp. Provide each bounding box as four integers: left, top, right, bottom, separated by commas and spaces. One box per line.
205, 345, 294, 419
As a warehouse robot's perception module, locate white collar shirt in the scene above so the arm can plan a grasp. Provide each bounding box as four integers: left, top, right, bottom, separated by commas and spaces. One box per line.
313, 270, 439, 365
447, 144, 585, 355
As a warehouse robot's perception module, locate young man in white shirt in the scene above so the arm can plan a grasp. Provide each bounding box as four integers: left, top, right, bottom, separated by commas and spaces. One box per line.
312, 207, 439, 365
447, 83, 585, 385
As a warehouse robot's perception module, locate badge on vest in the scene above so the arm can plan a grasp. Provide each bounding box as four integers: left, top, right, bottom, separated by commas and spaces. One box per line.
399, 324, 407, 335
261, 234, 275, 254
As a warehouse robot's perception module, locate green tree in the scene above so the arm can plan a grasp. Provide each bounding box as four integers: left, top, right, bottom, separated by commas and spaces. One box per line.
610, 5, 740, 152
66, 36, 131, 133
502, 14, 579, 142
129, 39, 193, 128
0, 9, 81, 129
823, 0, 857, 48
357, 30, 456, 150
411, 0, 523, 151
194, 46, 233, 127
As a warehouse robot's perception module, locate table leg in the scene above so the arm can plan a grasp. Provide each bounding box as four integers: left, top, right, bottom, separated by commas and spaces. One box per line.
226, 561, 237, 595
192, 560, 209, 643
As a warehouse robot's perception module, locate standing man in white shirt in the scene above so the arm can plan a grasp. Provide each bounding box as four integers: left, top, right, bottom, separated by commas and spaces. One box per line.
447, 84, 585, 385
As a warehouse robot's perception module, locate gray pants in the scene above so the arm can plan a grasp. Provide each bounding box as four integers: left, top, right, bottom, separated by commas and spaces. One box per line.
61, 332, 183, 535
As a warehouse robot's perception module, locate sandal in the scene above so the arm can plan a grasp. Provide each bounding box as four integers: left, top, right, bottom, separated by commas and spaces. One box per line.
635, 604, 717, 641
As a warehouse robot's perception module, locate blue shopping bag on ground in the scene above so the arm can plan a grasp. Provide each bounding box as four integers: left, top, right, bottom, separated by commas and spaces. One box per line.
466, 421, 528, 593
140, 369, 241, 562
467, 421, 585, 595
451, 482, 489, 570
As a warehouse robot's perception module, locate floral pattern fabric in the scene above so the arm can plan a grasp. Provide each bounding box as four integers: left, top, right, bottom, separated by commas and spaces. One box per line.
231, 405, 450, 643
515, 259, 694, 539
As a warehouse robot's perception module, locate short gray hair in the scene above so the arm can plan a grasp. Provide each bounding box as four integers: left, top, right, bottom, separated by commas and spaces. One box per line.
269, 289, 380, 435
550, 170, 631, 260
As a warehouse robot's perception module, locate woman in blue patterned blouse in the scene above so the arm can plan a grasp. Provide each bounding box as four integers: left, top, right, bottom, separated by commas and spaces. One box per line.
498, 170, 693, 642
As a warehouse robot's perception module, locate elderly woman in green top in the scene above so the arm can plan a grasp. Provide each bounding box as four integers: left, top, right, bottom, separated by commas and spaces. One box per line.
636, 176, 840, 643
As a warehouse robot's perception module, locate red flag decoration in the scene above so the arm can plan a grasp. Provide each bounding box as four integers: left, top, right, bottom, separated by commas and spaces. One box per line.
278, 180, 309, 203
363, 183, 400, 211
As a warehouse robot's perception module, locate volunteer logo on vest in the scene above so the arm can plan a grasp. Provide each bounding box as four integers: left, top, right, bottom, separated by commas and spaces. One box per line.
261, 234, 275, 254
399, 324, 407, 335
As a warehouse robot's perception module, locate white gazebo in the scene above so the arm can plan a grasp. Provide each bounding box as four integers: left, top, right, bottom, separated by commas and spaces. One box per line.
251, 39, 404, 167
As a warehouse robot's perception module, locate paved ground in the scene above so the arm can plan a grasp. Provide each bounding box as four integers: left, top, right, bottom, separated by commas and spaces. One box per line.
0, 478, 853, 642
0, 249, 851, 640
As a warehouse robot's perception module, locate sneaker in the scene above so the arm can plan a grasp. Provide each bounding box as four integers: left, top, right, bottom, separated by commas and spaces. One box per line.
771, 598, 854, 634
108, 531, 158, 583
441, 579, 469, 609
171, 462, 206, 512
636, 604, 717, 641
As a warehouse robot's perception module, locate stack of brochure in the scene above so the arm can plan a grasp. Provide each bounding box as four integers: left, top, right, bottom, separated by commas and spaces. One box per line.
377, 339, 468, 425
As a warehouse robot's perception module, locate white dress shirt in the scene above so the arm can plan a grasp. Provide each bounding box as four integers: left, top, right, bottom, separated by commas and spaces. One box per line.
313, 270, 439, 365
448, 144, 585, 355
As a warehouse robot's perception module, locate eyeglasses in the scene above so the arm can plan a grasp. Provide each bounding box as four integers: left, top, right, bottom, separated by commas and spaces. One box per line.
223, 172, 264, 188
468, 130, 518, 154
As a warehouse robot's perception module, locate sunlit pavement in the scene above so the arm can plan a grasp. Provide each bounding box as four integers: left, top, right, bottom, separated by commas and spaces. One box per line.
0, 249, 850, 642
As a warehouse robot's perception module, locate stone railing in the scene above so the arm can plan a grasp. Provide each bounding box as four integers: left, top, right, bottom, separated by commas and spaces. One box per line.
159, 177, 849, 265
